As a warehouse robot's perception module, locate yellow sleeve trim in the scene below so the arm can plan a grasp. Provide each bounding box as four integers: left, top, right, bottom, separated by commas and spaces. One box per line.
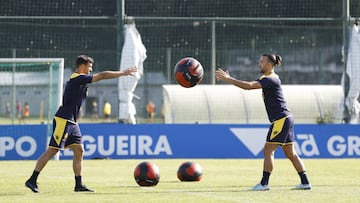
70, 73, 82, 79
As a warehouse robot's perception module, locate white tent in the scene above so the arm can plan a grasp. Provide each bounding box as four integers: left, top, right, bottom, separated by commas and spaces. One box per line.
118, 22, 147, 124
163, 85, 343, 124
341, 23, 360, 123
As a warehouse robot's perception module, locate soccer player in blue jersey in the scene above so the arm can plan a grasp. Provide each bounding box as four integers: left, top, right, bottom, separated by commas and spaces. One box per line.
216, 54, 311, 191
25, 55, 137, 193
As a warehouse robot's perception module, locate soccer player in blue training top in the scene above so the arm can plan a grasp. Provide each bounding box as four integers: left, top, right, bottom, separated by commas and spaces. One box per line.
216, 54, 311, 191
25, 55, 137, 193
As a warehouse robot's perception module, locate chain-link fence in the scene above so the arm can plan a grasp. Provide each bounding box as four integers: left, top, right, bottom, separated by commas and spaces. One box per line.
0, 0, 359, 122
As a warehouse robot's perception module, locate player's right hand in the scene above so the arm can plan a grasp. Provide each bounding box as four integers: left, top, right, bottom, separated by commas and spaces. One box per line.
215, 68, 230, 81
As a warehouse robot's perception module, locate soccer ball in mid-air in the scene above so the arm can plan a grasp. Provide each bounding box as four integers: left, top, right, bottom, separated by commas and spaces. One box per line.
134, 161, 160, 186
174, 57, 204, 88
177, 161, 203, 181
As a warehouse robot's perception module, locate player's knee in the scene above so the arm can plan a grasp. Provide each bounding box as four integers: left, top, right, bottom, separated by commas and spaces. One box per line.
71, 145, 84, 156
284, 150, 298, 160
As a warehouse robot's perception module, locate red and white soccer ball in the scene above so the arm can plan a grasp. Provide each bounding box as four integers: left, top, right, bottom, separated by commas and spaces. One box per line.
174, 57, 204, 88
133, 161, 160, 186
177, 161, 203, 182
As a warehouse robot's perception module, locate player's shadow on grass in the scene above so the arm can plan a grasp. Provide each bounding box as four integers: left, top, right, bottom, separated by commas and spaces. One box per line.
0, 192, 25, 196
110, 182, 252, 194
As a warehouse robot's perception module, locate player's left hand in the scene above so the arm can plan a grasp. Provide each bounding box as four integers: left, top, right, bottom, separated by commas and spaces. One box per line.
123, 66, 138, 76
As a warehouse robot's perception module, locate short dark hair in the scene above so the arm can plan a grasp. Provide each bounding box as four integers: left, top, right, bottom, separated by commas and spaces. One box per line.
76, 55, 94, 67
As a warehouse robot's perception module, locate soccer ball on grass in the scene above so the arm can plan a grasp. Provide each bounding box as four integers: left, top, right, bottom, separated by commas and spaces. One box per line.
177, 161, 203, 182
134, 161, 160, 186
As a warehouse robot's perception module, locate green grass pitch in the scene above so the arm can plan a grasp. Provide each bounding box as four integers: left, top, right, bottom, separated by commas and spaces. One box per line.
1, 159, 359, 202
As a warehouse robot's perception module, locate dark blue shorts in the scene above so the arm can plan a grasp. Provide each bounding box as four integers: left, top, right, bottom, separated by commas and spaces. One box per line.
266, 115, 294, 145
48, 116, 82, 149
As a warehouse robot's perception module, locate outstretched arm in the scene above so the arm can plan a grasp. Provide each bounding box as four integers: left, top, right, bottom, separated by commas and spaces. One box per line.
215, 68, 261, 90
92, 66, 138, 82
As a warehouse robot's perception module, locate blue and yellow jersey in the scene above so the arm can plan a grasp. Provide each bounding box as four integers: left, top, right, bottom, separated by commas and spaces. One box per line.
256, 72, 290, 122
55, 73, 93, 122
